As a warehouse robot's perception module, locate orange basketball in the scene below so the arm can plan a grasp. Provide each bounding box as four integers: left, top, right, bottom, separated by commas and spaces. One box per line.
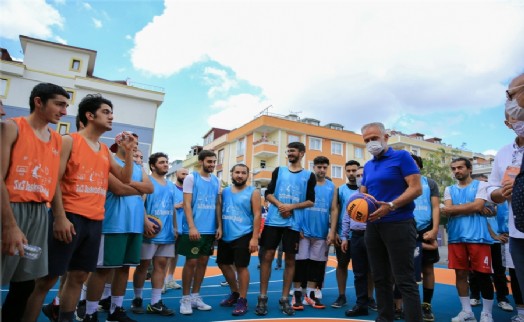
346, 193, 379, 223
145, 214, 162, 238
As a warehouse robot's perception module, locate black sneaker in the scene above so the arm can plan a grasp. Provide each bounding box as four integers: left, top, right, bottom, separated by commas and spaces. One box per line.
146, 300, 175, 316
220, 292, 240, 307
42, 303, 59, 322
279, 298, 295, 316
130, 297, 145, 314
75, 299, 86, 321
331, 295, 347, 308
82, 312, 99, 322
422, 302, 435, 322
292, 291, 303, 310
368, 297, 378, 311
255, 295, 268, 316
98, 296, 111, 312
106, 306, 137, 322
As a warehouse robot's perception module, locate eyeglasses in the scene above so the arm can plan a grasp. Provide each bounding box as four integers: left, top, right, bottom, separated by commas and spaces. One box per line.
506, 84, 524, 100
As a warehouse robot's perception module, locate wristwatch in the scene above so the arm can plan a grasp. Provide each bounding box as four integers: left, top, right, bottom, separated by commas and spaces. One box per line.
387, 201, 397, 211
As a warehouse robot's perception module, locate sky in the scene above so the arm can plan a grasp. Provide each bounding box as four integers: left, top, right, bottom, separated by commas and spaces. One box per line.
1, 0, 524, 160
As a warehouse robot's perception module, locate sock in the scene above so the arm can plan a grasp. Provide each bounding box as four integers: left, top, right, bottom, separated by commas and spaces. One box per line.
57, 311, 74, 322
459, 296, 472, 313
102, 283, 111, 299
110, 295, 124, 313
294, 287, 302, 292
191, 292, 200, 298
481, 298, 493, 314
53, 296, 60, 305
80, 284, 87, 301
151, 288, 162, 305
422, 287, 434, 304
183, 295, 191, 301
134, 288, 143, 299
86, 301, 98, 315
166, 275, 173, 283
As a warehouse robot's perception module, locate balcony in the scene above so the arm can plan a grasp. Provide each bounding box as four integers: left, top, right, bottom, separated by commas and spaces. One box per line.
253, 140, 278, 158
251, 167, 275, 187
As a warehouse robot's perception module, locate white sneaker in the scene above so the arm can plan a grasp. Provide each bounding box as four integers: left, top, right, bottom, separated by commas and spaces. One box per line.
451, 310, 477, 322
511, 314, 524, 322
470, 299, 481, 306
498, 301, 514, 312
180, 297, 193, 315
165, 280, 182, 290
479, 312, 493, 322
191, 295, 212, 311
315, 288, 322, 299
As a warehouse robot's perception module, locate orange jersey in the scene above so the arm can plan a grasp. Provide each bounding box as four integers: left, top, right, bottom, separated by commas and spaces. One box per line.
5, 117, 62, 203
60, 133, 110, 220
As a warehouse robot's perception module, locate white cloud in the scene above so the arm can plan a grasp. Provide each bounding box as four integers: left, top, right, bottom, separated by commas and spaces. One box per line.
207, 94, 270, 128
53, 0, 66, 5
125, 34, 132, 40
202, 67, 237, 98
92, 18, 102, 28
483, 149, 497, 156
82, 2, 92, 10
0, 0, 64, 40
131, 0, 524, 134
54, 35, 67, 44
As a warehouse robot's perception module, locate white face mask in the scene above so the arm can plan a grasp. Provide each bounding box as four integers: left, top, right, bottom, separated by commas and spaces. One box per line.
512, 121, 524, 137
366, 140, 385, 156
506, 99, 524, 122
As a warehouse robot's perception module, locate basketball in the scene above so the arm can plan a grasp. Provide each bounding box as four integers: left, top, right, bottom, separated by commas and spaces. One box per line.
145, 214, 162, 238
346, 193, 379, 223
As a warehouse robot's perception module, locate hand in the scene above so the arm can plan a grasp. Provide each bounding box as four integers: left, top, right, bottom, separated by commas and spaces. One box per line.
299, 231, 304, 239
335, 233, 342, 247
280, 210, 293, 218
498, 233, 509, 244
2, 224, 27, 256
341, 240, 348, 253
278, 203, 294, 214
143, 218, 157, 238
174, 230, 179, 241
422, 229, 438, 242
249, 237, 259, 253
501, 180, 514, 201
53, 216, 76, 243
326, 232, 335, 245
189, 227, 200, 241
120, 133, 137, 153
215, 227, 222, 240
368, 202, 391, 222
440, 206, 450, 218
481, 206, 494, 216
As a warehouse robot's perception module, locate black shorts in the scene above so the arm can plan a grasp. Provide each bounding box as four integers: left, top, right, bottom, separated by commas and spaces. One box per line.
335, 244, 351, 268
417, 224, 440, 265
217, 233, 253, 268
259, 226, 300, 254
48, 211, 102, 276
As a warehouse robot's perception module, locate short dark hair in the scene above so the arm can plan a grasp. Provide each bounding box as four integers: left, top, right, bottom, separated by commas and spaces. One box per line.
287, 141, 306, 152
411, 154, 423, 169
313, 156, 330, 165
230, 163, 249, 173
149, 152, 168, 171
75, 115, 83, 131
345, 160, 360, 167
198, 149, 216, 161
77, 94, 113, 126
451, 157, 472, 169
29, 83, 69, 113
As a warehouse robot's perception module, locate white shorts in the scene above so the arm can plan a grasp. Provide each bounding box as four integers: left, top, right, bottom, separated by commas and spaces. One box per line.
140, 243, 175, 260
296, 237, 328, 261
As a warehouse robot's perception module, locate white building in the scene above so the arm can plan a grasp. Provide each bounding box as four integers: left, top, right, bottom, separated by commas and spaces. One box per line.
0, 35, 164, 155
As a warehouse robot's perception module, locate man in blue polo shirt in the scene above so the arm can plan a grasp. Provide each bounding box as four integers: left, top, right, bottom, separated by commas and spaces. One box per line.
360, 122, 422, 322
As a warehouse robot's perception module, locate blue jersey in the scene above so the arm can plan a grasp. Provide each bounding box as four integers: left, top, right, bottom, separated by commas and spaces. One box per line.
103, 159, 144, 233
302, 180, 335, 239
414, 176, 431, 231
447, 180, 492, 244
144, 177, 176, 244
266, 167, 312, 231
496, 201, 509, 234
487, 216, 499, 244
221, 186, 255, 242
174, 185, 184, 234
183, 172, 219, 234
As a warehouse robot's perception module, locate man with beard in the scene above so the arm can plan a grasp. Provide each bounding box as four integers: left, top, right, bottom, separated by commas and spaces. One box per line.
163, 168, 189, 292
179, 150, 221, 315
256, 142, 316, 316
217, 164, 261, 316
442, 157, 494, 322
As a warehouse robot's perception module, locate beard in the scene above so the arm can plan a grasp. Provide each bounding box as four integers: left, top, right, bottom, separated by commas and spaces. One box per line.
177, 178, 184, 185
203, 165, 214, 173
232, 178, 247, 187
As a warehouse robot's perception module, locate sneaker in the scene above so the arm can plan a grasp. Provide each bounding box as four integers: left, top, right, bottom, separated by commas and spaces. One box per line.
470, 298, 481, 307
165, 279, 182, 290
368, 297, 378, 311
331, 295, 347, 308
304, 291, 325, 309
191, 295, 212, 311
479, 312, 494, 322
315, 288, 323, 299
130, 297, 145, 314
394, 308, 404, 320
511, 314, 524, 322
42, 303, 59, 322
498, 301, 514, 312
451, 310, 477, 322
75, 299, 86, 321
220, 280, 229, 287
106, 306, 137, 322
180, 297, 193, 315
98, 296, 111, 312
232, 297, 248, 316
292, 291, 304, 310
422, 302, 435, 322
220, 292, 240, 307
82, 312, 99, 322
146, 300, 175, 316
279, 298, 295, 316
255, 295, 268, 316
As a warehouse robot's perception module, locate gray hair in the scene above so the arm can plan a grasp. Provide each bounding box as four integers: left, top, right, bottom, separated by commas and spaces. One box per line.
361, 122, 386, 134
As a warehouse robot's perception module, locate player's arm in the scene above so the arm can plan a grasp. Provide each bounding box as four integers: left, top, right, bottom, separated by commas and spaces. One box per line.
277, 173, 316, 213
1, 121, 28, 256
265, 167, 280, 206
108, 173, 142, 196
370, 173, 422, 220
423, 180, 440, 241
128, 168, 154, 194
327, 189, 338, 245
250, 189, 262, 253
215, 193, 222, 240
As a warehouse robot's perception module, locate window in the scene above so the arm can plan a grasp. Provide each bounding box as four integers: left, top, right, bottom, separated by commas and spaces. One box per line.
288, 134, 300, 144
354, 147, 363, 159
331, 165, 343, 179
66, 89, 76, 104
331, 141, 343, 155
308, 161, 314, 171
70, 58, 81, 71
217, 170, 223, 180
309, 137, 322, 151
236, 138, 245, 156
218, 149, 224, 165
411, 148, 420, 156
57, 122, 70, 135
204, 132, 214, 145
0, 77, 9, 97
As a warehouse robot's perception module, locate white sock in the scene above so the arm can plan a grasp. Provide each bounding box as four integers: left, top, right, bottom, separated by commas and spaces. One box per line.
165, 275, 173, 283
134, 288, 143, 299
80, 284, 87, 301
459, 296, 472, 313
191, 292, 199, 299
86, 301, 98, 315
110, 295, 124, 313
481, 298, 493, 314
102, 283, 111, 299
307, 287, 314, 297
151, 288, 162, 305
294, 287, 301, 292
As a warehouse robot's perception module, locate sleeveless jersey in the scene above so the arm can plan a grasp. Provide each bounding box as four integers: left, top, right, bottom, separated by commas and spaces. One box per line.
103, 158, 144, 233
414, 176, 432, 231
174, 185, 184, 234
338, 184, 361, 232
144, 176, 176, 244
266, 167, 312, 231
61, 133, 110, 220
221, 186, 255, 242
496, 201, 509, 234
447, 180, 492, 244
183, 172, 219, 234
5, 117, 61, 203
302, 180, 335, 239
